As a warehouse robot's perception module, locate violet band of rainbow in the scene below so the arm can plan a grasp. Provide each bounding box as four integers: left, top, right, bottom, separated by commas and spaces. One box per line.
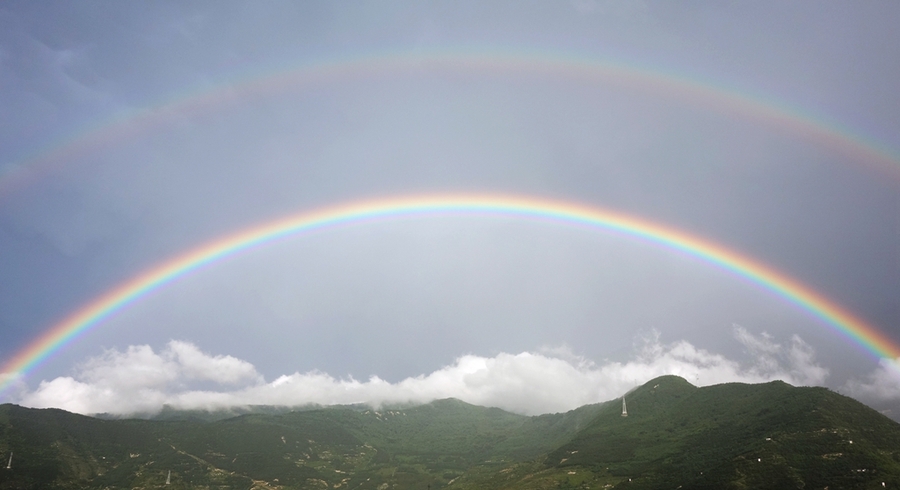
1, 194, 897, 397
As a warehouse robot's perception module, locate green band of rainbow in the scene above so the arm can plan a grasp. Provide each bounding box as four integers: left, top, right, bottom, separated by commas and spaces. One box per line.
1, 194, 897, 397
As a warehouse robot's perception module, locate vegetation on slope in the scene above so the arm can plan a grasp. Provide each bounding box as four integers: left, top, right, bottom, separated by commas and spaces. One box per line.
545, 375, 900, 489
1, 376, 898, 489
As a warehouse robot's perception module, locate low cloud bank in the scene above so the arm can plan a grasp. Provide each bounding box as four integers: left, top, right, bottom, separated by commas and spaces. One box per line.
17, 341, 262, 415
11, 327, 845, 416
843, 357, 900, 403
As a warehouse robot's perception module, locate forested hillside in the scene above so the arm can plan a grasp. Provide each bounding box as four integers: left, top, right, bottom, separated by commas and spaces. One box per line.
2, 376, 898, 489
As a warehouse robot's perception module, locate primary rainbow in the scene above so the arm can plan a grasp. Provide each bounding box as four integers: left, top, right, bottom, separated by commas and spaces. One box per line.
1, 194, 898, 396
2, 48, 899, 198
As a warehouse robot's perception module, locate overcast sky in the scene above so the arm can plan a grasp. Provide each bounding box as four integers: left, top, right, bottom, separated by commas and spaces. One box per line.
1, 1, 899, 417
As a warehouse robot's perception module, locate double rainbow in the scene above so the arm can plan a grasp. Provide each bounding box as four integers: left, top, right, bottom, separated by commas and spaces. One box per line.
2, 48, 898, 397
1, 194, 897, 397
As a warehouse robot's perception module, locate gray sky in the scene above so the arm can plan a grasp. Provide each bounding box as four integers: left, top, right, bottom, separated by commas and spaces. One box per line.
1, 1, 899, 416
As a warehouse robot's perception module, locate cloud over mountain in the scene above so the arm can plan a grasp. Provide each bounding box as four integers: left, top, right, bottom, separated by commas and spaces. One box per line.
843, 357, 900, 402
17, 328, 834, 416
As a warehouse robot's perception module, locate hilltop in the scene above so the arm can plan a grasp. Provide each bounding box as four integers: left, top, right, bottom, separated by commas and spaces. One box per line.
1, 376, 898, 489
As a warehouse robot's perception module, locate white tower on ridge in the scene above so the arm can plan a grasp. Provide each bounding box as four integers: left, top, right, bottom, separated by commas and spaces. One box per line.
6, 452, 11, 469
621, 396, 628, 417
166, 470, 171, 485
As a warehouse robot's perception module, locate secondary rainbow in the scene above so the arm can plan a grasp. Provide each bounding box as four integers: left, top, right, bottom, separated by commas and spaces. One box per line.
1, 194, 898, 396
3, 48, 899, 198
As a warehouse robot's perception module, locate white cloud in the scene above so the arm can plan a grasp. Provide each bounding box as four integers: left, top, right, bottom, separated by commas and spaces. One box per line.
732, 324, 829, 386
18, 376, 171, 415
18, 341, 262, 414
78, 344, 180, 388
0, 371, 28, 401
17, 329, 829, 416
165, 340, 260, 385
843, 357, 900, 402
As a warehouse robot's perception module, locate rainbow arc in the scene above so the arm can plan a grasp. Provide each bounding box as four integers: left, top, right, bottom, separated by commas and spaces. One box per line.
1, 194, 897, 398
3, 49, 899, 199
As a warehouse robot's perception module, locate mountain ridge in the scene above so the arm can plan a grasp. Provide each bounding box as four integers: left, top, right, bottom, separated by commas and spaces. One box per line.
2, 376, 898, 489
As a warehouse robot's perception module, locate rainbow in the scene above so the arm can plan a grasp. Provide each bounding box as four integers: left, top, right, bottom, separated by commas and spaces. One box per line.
1, 194, 898, 397
2, 48, 899, 198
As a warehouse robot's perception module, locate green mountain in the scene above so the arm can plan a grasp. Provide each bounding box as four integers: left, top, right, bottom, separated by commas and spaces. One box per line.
544, 376, 900, 489
1, 376, 898, 489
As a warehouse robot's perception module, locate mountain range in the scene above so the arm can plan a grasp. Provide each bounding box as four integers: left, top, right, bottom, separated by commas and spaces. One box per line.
1, 375, 898, 489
